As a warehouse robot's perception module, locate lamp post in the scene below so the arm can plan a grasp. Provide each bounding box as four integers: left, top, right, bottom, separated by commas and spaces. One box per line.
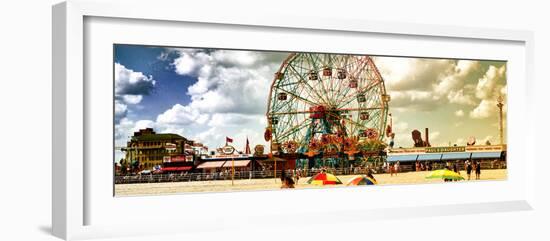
130, 136, 137, 174
497, 96, 504, 145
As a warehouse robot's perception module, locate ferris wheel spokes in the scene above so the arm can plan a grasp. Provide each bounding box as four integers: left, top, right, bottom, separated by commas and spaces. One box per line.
286, 63, 331, 106
267, 53, 389, 156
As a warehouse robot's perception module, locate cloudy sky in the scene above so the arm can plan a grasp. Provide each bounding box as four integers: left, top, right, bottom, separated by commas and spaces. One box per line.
114, 45, 507, 162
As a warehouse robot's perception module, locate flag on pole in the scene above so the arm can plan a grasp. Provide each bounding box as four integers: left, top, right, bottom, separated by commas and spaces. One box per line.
226, 136, 233, 146
245, 137, 251, 154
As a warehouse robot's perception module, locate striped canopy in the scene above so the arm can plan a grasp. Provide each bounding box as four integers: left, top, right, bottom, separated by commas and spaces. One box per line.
346, 175, 377, 186
307, 172, 343, 185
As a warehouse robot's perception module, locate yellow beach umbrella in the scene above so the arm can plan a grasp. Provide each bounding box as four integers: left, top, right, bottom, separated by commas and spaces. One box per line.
425, 169, 464, 180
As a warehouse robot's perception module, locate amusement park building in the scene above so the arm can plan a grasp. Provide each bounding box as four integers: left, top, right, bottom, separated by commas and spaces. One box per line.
386, 145, 506, 170
196, 155, 258, 172
122, 128, 195, 170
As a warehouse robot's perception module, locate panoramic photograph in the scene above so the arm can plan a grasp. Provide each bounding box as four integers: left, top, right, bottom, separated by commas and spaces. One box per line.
113, 44, 507, 196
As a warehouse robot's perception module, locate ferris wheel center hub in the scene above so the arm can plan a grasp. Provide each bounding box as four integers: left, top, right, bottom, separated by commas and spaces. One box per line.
309, 105, 325, 118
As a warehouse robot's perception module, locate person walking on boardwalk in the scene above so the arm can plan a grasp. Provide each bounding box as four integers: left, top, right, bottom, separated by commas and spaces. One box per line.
466, 160, 472, 180
475, 161, 481, 180
452, 161, 460, 181
395, 161, 400, 175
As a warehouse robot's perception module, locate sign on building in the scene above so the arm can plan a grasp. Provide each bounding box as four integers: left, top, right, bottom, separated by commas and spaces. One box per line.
186, 156, 193, 162
171, 155, 186, 162
165, 143, 177, 151
222, 145, 236, 155
426, 146, 466, 153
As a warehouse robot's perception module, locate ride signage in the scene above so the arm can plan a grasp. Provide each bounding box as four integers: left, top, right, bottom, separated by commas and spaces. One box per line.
254, 145, 265, 156
222, 145, 235, 155
426, 146, 466, 153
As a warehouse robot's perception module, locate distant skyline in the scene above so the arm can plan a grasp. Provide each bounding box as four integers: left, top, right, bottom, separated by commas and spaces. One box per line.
114, 45, 507, 162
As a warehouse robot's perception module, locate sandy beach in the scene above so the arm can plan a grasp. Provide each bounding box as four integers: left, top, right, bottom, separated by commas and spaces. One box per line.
115, 169, 507, 196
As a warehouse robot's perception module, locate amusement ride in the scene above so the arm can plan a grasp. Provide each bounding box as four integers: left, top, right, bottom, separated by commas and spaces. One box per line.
264, 53, 392, 168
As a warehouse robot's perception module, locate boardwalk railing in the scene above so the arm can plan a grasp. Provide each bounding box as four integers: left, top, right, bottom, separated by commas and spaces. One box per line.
115, 161, 506, 184
115, 168, 371, 184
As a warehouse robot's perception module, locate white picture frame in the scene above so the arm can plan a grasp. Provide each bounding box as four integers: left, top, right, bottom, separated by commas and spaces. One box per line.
52, 0, 535, 240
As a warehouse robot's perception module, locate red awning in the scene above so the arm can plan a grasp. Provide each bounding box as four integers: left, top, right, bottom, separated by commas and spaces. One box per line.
196, 161, 226, 169
161, 166, 192, 172
222, 160, 251, 168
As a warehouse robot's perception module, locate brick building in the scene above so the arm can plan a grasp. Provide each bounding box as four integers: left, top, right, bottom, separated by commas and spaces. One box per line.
122, 128, 194, 170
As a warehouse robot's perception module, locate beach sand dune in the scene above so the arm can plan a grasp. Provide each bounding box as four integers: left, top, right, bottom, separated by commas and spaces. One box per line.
115, 169, 507, 196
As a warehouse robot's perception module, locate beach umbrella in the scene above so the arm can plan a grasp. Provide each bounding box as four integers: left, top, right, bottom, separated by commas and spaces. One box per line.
346, 175, 377, 186
307, 172, 343, 185
425, 169, 464, 180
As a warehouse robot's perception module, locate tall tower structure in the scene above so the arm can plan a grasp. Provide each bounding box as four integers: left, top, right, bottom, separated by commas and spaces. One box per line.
497, 96, 504, 145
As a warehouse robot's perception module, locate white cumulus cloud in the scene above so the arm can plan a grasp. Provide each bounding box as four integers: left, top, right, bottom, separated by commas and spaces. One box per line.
469, 99, 496, 119
115, 63, 156, 96
469, 65, 507, 119
116, 49, 286, 152
448, 89, 476, 106
475, 65, 506, 100
114, 63, 156, 122
171, 49, 286, 115
122, 95, 143, 105
156, 104, 209, 126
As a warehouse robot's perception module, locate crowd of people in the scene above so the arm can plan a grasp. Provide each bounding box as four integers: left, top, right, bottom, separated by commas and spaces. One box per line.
415, 161, 434, 172
384, 161, 404, 176
463, 160, 481, 180
442, 160, 481, 181
382, 159, 484, 181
